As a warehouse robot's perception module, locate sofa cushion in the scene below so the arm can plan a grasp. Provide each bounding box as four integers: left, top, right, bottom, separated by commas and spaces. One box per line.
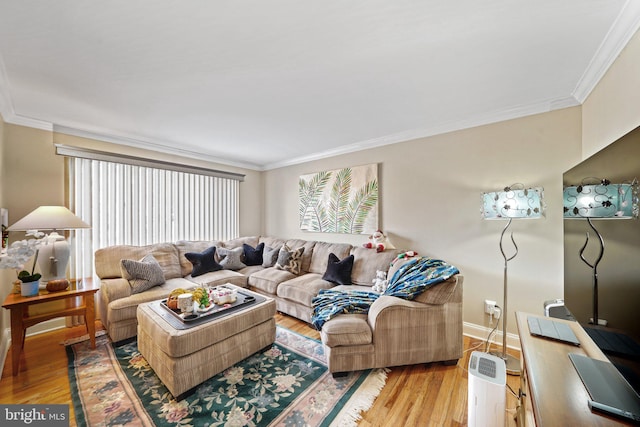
223, 236, 260, 249
175, 240, 224, 277
95, 243, 182, 280
322, 253, 354, 286
275, 244, 305, 274
350, 247, 400, 286
320, 314, 372, 347
120, 254, 166, 294
218, 247, 247, 270
261, 245, 281, 268
243, 242, 264, 266
276, 273, 335, 307
259, 236, 287, 250
108, 278, 195, 324
238, 265, 265, 276
185, 269, 248, 288
308, 241, 352, 274
248, 267, 296, 294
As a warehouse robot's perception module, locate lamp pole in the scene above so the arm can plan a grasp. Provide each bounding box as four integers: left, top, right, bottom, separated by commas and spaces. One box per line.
493, 217, 521, 375
579, 217, 604, 325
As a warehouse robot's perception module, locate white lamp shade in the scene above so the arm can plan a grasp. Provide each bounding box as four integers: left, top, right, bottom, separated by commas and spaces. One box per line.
7, 206, 90, 231
481, 186, 545, 220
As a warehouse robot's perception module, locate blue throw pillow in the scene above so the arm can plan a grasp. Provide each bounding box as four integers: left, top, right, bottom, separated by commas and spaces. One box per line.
243, 242, 265, 266
322, 253, 354, 286
185, 246, 222, 277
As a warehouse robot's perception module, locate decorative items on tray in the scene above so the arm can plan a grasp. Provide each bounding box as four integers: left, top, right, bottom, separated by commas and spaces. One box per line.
167, 285, 237, 313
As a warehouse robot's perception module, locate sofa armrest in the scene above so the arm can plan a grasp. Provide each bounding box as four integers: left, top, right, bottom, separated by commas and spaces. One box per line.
99, 278, 132, 303
368, 276, 462, 327
367, 280, 463, 365
367, 295, 428, 328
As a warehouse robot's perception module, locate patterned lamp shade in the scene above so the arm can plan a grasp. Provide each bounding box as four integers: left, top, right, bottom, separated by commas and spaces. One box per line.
481, 185, 545, 220
563, 180, 639, 219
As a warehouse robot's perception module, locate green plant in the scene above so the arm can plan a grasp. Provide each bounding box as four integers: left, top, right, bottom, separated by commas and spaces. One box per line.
18, 270, 41, 283
17, 249, 41, 283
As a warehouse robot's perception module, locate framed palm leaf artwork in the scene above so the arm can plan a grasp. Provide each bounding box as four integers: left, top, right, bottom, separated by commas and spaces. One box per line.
299, 163, 378, 234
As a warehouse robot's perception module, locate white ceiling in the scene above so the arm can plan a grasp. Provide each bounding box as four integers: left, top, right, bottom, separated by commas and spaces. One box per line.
1, 1, 639, 171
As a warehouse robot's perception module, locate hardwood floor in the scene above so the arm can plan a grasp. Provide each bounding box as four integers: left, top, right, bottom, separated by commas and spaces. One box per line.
0, 314, 521, 426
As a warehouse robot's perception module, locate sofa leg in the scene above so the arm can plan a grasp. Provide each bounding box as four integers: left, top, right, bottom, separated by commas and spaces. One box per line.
442, 359, 459, 366
332, 371, 348, 379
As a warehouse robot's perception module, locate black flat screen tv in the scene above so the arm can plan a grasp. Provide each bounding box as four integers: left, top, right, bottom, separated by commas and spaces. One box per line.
563, 125, 640, 416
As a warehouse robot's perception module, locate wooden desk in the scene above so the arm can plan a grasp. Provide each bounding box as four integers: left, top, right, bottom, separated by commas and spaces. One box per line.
515, 312, 633, 426
2, 281, 99, 376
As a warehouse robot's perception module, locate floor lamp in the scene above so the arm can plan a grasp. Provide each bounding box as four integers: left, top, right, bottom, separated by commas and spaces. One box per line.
563, 179, 639, 326
482, 184, 545, 375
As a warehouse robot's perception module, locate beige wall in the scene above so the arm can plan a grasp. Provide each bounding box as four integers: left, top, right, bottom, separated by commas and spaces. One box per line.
264, 107, 583, 334
582, 28, 640, 159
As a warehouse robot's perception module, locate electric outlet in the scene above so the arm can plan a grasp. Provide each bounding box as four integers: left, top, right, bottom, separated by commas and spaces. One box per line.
484, 299, 496, 315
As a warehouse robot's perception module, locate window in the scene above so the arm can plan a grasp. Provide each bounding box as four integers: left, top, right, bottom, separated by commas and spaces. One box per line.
61, 146, 243, 280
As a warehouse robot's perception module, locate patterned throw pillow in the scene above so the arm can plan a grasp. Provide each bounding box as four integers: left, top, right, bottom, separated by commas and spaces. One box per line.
242, 243, 265, 266
185, 246, 222, 277
322, 253, 354, 286
275, 244, 305, 275
262, 245, 281, 268
218, 247, 247, 270
120, 254, 165, 294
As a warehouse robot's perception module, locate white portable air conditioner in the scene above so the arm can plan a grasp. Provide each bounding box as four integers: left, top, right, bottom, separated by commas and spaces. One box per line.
468, 351, 507, 427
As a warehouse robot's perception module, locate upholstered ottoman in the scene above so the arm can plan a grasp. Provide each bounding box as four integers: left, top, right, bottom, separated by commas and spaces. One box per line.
137, 288, 276, 398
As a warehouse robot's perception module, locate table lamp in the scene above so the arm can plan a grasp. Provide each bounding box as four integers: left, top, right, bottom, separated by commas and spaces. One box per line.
482, 184, 545, 375
563, 178, 638, 326
7, 206, 90, 284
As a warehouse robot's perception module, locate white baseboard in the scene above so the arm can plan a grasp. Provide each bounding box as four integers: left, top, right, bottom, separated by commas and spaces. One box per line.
0, 327, 9, 376
464, 321, 521, 351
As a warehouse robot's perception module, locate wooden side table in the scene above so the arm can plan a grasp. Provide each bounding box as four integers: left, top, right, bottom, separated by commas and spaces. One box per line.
2, 280, 99, 376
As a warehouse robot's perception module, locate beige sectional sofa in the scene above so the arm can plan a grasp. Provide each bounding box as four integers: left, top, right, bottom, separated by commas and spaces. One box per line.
95, 235, 463, 373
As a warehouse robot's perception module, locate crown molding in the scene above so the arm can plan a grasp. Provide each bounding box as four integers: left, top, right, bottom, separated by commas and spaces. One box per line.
2, 111, 53, 131
573, 0, 640, 103
52, 125, 263, 171
263, 95, 580, 170
0, 93, 583, 172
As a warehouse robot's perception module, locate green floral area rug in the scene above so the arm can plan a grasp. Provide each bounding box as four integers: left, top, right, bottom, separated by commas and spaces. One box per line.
67, 326, 388, 426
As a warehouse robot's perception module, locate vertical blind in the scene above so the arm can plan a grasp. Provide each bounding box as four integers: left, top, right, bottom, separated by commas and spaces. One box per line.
68, 157, 240, 280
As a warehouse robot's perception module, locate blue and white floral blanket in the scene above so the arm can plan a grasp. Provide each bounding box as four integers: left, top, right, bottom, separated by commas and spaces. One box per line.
311, 257, 459, 330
